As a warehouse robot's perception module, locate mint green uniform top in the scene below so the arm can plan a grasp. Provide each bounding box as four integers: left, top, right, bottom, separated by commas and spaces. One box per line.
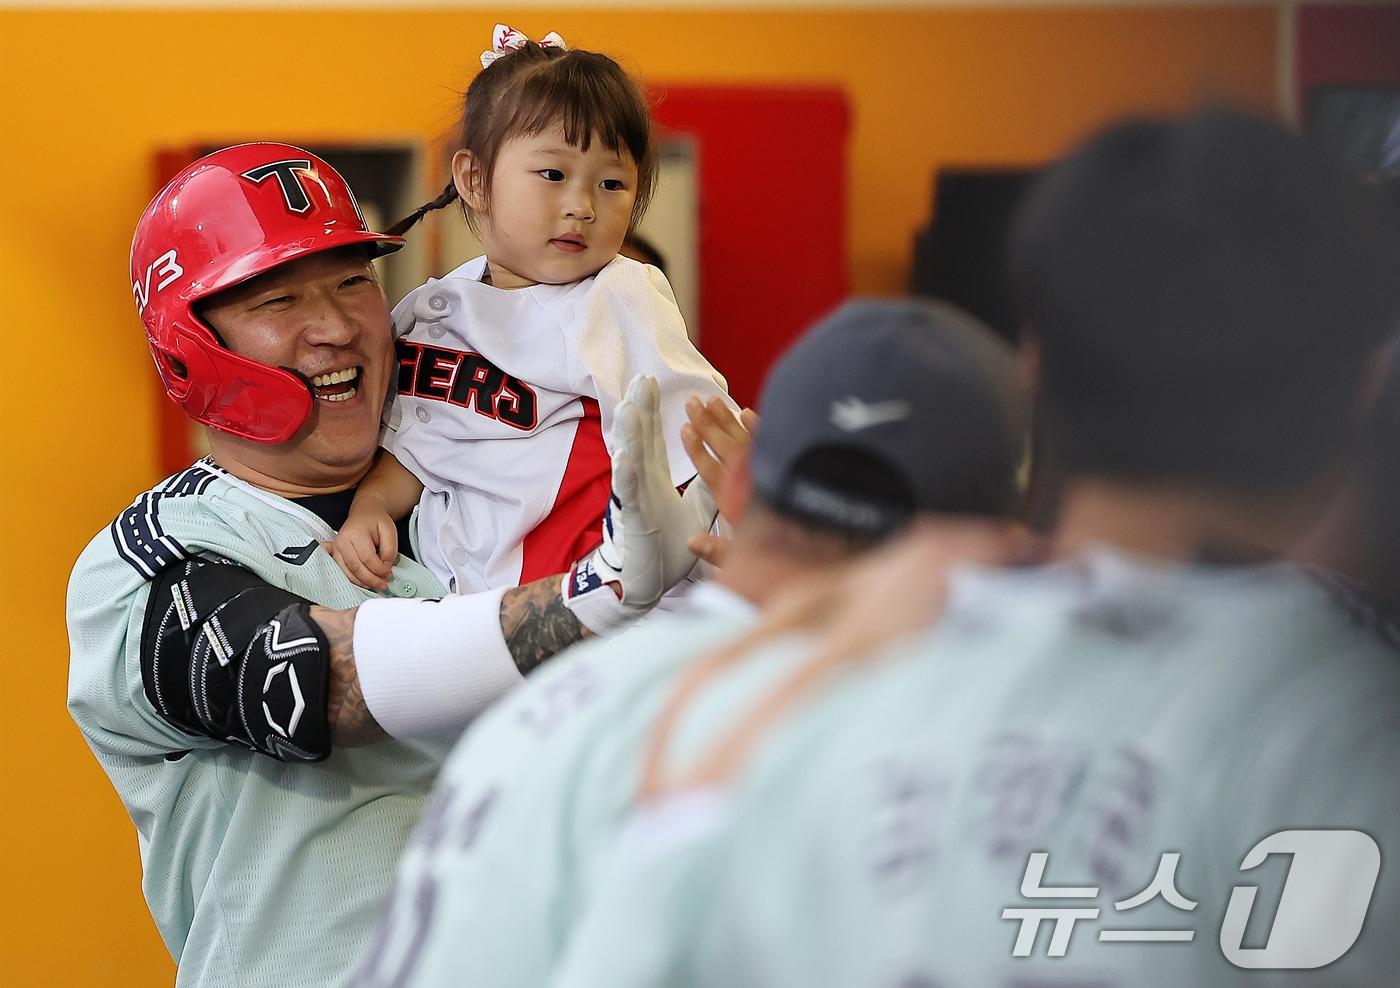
551, 551, 1400, 988
347, 582, 784, 988
66, 461, 454, 988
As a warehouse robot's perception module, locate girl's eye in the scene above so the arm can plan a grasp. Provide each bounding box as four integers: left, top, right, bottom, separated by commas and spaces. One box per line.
538, 169, 565, 182
600, 179, 626, 192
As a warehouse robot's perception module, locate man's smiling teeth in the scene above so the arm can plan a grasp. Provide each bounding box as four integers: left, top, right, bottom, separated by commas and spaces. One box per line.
312, 367, 359, 402
311, 368, 358, 387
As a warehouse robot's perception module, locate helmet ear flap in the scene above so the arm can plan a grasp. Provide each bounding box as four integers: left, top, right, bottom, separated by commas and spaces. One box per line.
155, 323, 222, 420
146, 319, 313, 444
155, 348, 190, 392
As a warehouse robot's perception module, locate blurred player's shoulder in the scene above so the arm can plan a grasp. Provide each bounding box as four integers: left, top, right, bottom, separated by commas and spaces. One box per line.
1305, 567, 1400, 654
439, 584, 756, 786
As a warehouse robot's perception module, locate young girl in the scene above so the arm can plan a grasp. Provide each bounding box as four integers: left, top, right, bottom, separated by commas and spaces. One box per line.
330, 25, 733, 627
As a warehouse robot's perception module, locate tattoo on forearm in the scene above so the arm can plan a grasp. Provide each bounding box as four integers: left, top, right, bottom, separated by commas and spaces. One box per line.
312, 605, 387, 747
499, 581, 590, 676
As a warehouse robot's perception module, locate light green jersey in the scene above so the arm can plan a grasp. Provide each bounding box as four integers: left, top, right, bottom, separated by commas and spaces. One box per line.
346, 582, 784, 988
553, 551, 1400, 988
66, 460, 454, 988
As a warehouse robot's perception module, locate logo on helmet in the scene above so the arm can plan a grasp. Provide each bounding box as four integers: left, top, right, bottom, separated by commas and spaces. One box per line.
240, 159, 317, 214
132, 249, 185, 313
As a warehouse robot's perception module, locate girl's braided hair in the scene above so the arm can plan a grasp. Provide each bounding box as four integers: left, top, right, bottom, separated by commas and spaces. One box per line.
388, 42, 656, 238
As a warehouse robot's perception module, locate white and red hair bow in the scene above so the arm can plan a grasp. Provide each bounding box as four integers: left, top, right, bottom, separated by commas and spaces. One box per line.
480, 23, 568, 69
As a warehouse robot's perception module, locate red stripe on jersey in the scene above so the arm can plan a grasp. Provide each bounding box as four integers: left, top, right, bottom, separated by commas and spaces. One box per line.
519, 397, 611, 585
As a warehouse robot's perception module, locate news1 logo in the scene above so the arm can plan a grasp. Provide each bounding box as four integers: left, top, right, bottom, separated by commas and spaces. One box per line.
1220, 829, 1379, 969
1004, 829, 1380, 970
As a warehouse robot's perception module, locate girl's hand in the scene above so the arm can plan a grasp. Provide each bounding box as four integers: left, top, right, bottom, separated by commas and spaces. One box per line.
325, 504, 398, 592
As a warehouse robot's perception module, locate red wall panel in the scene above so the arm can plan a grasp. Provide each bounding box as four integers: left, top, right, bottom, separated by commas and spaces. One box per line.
653, 86, 850, 409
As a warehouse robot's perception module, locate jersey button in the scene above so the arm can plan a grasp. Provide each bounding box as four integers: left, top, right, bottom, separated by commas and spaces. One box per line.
398, 582, 416, 597
428, 294, 447, 311
451, 547, 470, 565
415, 407, 431, 423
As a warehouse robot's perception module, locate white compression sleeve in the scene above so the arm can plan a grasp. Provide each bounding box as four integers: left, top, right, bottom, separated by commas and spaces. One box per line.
351, 588, 522, 739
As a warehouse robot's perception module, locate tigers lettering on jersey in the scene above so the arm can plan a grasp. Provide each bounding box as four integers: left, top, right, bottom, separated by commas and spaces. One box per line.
396, 339, 538, 431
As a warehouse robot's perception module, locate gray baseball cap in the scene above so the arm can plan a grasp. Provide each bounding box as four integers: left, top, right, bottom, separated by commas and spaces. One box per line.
749, 298, 1028, 536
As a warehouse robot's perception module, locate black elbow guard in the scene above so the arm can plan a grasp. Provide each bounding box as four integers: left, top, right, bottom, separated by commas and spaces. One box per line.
142, 558, 333, 762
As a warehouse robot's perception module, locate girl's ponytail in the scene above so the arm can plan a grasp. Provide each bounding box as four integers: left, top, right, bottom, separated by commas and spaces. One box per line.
385, 181, 460, 238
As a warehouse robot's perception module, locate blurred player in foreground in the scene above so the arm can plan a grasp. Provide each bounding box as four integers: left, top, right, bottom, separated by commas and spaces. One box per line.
346, 298, 1031, 987
67, 145, 714, 988
549, 108, 1400, 988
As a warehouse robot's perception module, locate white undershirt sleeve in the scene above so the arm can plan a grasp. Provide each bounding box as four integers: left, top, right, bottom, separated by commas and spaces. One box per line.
351, 588, 522, 739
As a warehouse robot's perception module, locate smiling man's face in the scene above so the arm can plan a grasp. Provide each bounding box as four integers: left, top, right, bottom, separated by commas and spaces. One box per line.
197, 246, 394, 494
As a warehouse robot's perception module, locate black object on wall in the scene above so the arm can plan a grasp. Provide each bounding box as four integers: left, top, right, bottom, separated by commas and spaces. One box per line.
1308, 86, 1400, 179
910, 168, 1041, 344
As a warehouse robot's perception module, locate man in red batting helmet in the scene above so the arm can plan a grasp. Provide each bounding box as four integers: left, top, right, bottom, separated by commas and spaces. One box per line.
131, 144, 403, 444
69, 144, 715, 987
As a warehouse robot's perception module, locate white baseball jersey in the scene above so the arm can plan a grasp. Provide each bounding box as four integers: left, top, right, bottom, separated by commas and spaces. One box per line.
387, 255, 732, 595
67, 460, 454, 988
551, 552, 1400, 988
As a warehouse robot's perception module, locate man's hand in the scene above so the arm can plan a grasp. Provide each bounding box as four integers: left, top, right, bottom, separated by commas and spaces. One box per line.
612, 376, 720, 597
686, 532, 730, 569
564, 376, 721, 633
681, 396, 758, 510
681, 397, 756, 565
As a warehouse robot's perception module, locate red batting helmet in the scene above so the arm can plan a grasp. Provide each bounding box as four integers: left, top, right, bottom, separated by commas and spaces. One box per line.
130, 143, 404, 444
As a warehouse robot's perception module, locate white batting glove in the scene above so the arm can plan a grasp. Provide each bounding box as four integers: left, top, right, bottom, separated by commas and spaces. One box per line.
563, 375, 719, 634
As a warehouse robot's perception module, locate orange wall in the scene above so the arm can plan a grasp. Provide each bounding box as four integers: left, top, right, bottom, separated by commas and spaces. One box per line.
0, 6, 1275, 982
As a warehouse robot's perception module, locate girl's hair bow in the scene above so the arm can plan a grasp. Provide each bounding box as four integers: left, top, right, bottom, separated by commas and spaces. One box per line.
481, 23, 568, 69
